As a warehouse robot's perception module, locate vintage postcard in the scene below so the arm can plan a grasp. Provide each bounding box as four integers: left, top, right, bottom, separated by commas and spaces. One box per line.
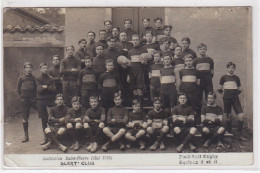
1, 3, 256, 169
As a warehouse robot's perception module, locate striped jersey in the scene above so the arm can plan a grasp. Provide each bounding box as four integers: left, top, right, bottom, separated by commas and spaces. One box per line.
128, 45, 147, 73
193, 57, 214, 74
219, 74, 241, 99
160, 66, 176, 94
149, 63, 163, 87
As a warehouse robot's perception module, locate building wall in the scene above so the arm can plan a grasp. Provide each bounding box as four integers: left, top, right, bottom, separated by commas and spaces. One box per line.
65, 8, 111, 47
165, 7, 252, 128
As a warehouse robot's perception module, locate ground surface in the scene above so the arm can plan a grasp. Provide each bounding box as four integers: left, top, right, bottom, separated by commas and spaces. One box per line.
4, 113, 253, 154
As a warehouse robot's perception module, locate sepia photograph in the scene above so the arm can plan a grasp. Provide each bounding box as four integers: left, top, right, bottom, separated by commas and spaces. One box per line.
2, 5, 254, 168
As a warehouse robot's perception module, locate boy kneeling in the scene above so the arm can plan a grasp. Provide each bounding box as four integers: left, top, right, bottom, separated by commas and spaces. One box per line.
201, 92, 225, 148
83, 96, 106, 153
65, 96, 86, 151
125, 99, 147, 150
172, 93, 197, 153
147, 97, 169, 151
102, 93, 128, 151
42, 94, 68, 152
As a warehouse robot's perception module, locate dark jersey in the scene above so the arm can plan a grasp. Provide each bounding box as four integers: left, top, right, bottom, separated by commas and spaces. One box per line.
181, 48, 197, 59
154, 27, 164, 40
60, 56, 81, 81
161, 49, 174, 58
172, 104, 195, 117
150, 63, 163, 87
107, 105, 128, 126
160, 66, 176, 94
179, 68, 199, 90
123, 28, 137, 41
201, 104, 223, 118
115, 41, 134, 56
48, 105, 68, 126
159, 36, 178, 45
65, 107, 86, 124
103, 48, 122, 73
193, 57, 214, 74
93, 54, 106, 77
36, 74, 56, 100
140, 26, 156, 39
74, 48, 89, 60
84, 106, 105, 121
99, 71, 119, 93
148, 109, 169, 120
17, 74, 37, 99
86, 41, 96, 58
172, 57, 185, 70
142, 42, 160, 53
128, 45, 147, 74
78, 67, 98, 90
219, 74, 241, 99
129, 111, 146, 122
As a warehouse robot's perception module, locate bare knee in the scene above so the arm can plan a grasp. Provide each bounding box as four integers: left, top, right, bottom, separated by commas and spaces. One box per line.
162, 126, 169, 133
218, 127, 225, 134
238, 113, 244, 121
66, 123, 73, 129
202, 127, 209, 134
138, 130, 145, 135
190, 127, 197, 135
103, 127, 110, 134
99, 122, 105, 128
119, 128, 126, 134
125, 132, 132, 138
147, 127, 153, 134
44, 128, 51, 134
174, 127, 181, 134
57, 128, 66, 135
84, 123, 90, 129
75, 123, 83, 129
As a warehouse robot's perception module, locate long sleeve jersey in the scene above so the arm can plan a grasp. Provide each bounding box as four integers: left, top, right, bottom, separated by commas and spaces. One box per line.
99, 71, 120, 93
107, 105, 128, 127
78, 67, 98, 90
36, 74, 56, 100
60, 56, 81, 81
65, 107, 86, 124
17, 74, 37, 99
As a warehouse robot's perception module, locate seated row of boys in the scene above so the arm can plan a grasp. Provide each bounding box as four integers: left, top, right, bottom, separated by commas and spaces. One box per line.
41, 91, 225, 153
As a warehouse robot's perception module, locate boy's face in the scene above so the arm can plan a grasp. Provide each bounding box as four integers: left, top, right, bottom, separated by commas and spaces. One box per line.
178, 95, 187, 105
40, 65, 48, 74
174, 47, 182, 56
88, 33, 95, 41
24, 65, 32, 75
90, 99, 98, 109
198, 46, 207, 56
184, 58, 193, 67
107, 39, 115, 48
72, 101, 81, 111
227, 65, 235, 74
119, 33, 127, 42
169, 42, 175, 50
162, 41, 169, 50
66, 47, 74, 57
105, 22, 112, 30
155, 20, 162, 28
79, 41, 87, 49
142, 19, 150, 27
124, 20, 131, 29
132, 36, 140, 47
84, 59, 92, 68
96, 46, 103, 56
154, 53, 161, 63
112, 28, 119, 37
145, 33, 153, 42
163, 28, 171, 36
52, 57, 60, 65
114, 96, 122, 106
207, 95, 215, 105
55, 97, 64, 106
133, 104, 141, 112
99, 31, 106, 40
182, 40, 190, 50
163, 56, 171, 65
153, 100, 162, 110
106, 62, 114, 72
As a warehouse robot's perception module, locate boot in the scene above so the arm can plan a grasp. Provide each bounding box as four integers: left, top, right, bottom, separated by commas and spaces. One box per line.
22, 122, 29, 142
42, 141, 52, 150
40, 119, 48, 145
86, 143, 93, 151
40, 134, 49, 145
159, 141, 165, 150
119, 140, 126, 151
139, 140, 146, 150
176, 144, 184, 153
226, 120, 232, 134
238, 121, 247, 141
90, 142, 98, 153
74, 141, 80, 151
58, 144, 68, 152
188, 143, 196, 151
150, 141, 159, 151
203, 139, 211, 148
102, 140, 112, 152
46, 132, 67, 152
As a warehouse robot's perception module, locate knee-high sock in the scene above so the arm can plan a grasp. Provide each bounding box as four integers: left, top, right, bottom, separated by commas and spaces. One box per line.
23, 122, 28, 136
183, 133, 194, 146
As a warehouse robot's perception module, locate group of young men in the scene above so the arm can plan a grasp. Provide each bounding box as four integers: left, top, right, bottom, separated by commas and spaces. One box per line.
16, 17, 247, 153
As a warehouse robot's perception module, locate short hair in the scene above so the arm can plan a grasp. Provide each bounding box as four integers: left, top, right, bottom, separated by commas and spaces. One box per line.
142, 18, 150, 22
124, 19, 132, 24
112, 27, 120, 32
55, 93, 63, 99
184, 54, 193, 60
104, 20, 112, 25
153, 97, 162, 103
40, 62, 48, 68
105, 59, 113, 65
71, 96, 81, 104
89, 96, 99, 102
160, 37, 170, 45
106, 36, 115, 42
78, 38, 87, 44
95, 43, 104, 49
114, 92, 122, 99
197, 43, 207, 49
132, 34, 140, 39
23, 62, 33, 68
207, 92, 217, 99
132, 99, 140, 106
84, 56, 92, 60
66, 45, 75, 51
99, 29, 106, 34
178, 92, 187, 98
145, 31, 153, 36
154, 17, 163, 22
226, 62, 236, 69
88, 31, 96, 37
52, 55, 60, 60
163, 25, 173, 31
120, 32, 127, 36
174, 45, 182, 51
181, 37, 191, 44
162, 55, 171, 60
153, 51, 162, 57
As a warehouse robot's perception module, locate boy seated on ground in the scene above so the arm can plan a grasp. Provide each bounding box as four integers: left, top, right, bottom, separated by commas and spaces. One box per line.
83, 96, 106, 153
171, 93, 197, 153
65, 96, 86, 151
146, 97, 169, 151
125, 99, 147, 150
201, 92, 225, 148
41, 94, 68, 152
102, 93, 128, 152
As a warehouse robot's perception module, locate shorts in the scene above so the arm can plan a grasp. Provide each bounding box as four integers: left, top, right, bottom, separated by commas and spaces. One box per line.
127, 128, 145, 136
201, 125, 222, 136
130, 73, 145, 90
223, 97, 243, 114
107, 126, 126, 134
49, 125, 66, 134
